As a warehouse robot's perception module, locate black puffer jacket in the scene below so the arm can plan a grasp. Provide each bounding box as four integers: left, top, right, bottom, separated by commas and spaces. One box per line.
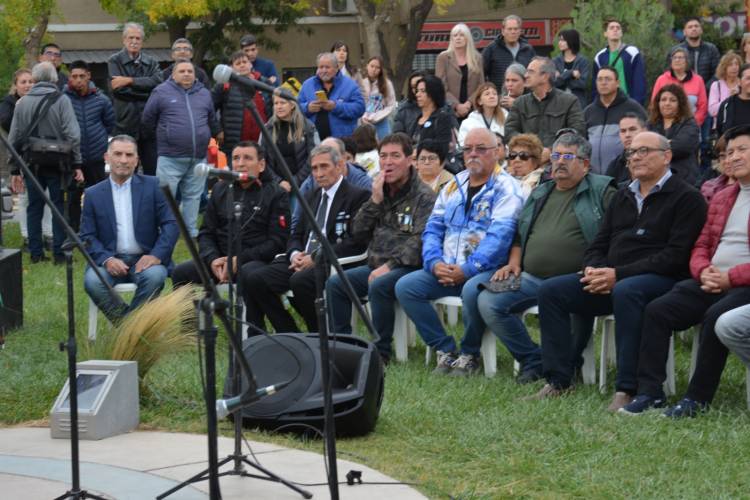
482, 34, 536, 91
392, 99, 420, 135
649, 118, 700, 186
211, 80, 272, 154
260, 118, 317, 186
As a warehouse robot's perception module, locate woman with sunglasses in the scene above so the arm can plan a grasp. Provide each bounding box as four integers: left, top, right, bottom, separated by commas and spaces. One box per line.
648, 83, 700, 185
507, 134, 544, 196
457, 82, 507, 147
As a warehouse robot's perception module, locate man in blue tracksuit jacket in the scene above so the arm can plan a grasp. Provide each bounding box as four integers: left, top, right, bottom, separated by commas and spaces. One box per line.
142, 59, 218, 237
395, 129, 525, 376
298, 52, 364, 139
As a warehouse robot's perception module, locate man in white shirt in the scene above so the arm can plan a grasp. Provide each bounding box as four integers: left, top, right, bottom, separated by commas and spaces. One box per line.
80, 135, 179, 321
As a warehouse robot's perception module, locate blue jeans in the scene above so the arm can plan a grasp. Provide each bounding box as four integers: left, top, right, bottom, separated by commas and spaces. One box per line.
84, 254, 168, 322
394, 269, 493, 356
156, 157, 207, 237
538, 272, 676, 392
326, 265, 416, 358
27, 173, 65, 257
374, 119, 391, 140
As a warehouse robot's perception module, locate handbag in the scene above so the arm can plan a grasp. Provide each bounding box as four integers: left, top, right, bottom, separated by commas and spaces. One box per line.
20, 92, 73, 172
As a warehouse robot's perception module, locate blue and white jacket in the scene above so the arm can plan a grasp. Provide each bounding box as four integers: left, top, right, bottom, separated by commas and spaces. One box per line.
591, 45, 647, 105
422, 166, 524, 278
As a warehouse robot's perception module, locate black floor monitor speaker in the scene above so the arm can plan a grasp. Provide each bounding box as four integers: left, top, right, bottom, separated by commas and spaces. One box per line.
226, 333, 384, 437
0, 249, 23, 336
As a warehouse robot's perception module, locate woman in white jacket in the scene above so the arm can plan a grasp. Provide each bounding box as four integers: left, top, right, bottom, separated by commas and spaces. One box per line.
457, 82, 507, 147
359, 56, 396, 140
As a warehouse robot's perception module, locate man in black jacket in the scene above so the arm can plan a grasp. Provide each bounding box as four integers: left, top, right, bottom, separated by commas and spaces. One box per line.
171, 141, 290, 288
529, 132, 707, 412
108, 22, 162, 175
482, 15, 536, 92
240, 144, 369, 333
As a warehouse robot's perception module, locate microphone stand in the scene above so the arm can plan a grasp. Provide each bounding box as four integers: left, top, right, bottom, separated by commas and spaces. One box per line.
240, 86, 380, 500
0, 131, 127, 500
156, 182, 311, 499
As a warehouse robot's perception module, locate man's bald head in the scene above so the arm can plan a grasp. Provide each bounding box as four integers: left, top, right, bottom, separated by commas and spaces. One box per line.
465, 127, 498, 149
321, 137, 346, 156
627, 131, 672, 183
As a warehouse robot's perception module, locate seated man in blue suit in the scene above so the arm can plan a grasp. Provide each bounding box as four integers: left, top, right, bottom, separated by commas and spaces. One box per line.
80, 134, 179, 321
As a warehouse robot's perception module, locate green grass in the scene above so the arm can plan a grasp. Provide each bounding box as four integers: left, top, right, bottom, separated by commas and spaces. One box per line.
2, 220, 750, 498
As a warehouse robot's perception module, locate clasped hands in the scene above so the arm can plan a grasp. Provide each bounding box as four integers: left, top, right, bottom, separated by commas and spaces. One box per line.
433, 262, 466, 287
580, 266, 616, 294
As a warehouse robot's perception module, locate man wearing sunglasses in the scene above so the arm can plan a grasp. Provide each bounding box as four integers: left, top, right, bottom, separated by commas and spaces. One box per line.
395, 128, 524, 376
530, 131, 706, 411
475, 132, 616, 384
39, 43, 68, 90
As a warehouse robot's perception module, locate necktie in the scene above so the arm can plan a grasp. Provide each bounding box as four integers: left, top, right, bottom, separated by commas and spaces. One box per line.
305, 192, 328, 254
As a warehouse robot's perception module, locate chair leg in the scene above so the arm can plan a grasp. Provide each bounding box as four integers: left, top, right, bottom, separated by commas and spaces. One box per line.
664, 336, 676, 396
87, 298, 98, 341
446, 305, 459, 327
480, 330, 497, 378
599, 318, 613, 394
689, 327, 700, 380
582, 334, 596, 385
393, 304, 409, 362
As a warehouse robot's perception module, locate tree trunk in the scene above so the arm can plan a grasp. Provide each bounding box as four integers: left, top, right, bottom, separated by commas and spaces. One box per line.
192, 10, 233, 66
23, 12, 49, 69
165, 17, 189, 44
391, 0, 434, 99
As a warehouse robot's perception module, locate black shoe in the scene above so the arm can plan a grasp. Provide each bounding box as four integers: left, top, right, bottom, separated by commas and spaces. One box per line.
618, 394, 666, 415
30, 254, 49, 264
53, 254, 66, 265
663, 397, 708, 419
516, 365, 543, 384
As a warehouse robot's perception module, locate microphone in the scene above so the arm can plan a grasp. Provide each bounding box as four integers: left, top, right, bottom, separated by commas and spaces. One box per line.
212, 64, 296, 102
194, 163, 255, 182
216, 380, 292, 419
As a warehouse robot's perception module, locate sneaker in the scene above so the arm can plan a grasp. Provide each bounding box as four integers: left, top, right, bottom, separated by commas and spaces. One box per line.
663, 398, 708, 419
432, 350, 457, 375
448, 353, 480, 377
607, 392, 633, 413
523, 383, 568, 400
618, 394, 666, 415
516, 365, 543, 385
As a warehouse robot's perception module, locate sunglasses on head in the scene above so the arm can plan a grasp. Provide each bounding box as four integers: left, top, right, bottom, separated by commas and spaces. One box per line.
508, 151, 535, 161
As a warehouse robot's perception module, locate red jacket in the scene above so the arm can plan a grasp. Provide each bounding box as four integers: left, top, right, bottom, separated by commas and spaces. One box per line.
690, 183, 750, 286
651, 70, 708, 126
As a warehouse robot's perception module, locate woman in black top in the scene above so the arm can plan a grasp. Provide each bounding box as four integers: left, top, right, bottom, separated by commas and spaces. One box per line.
408, 74, 457, 146
648, 83, 700, 185
552, 29, 590, 108
0, 68, 33, 132
261, 95, 319, 193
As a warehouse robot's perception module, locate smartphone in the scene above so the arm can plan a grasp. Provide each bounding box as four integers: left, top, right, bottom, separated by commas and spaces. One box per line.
315, 90, 327, 101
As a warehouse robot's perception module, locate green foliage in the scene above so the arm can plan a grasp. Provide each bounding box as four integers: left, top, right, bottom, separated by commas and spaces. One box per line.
570, 0, 675, 97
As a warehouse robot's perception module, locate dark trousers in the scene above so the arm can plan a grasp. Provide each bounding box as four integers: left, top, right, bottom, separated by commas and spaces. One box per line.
171, 260, 210, 287
637, 279, 750, 401
68, 160, 106, 232
538, 272, 676, 391
138, 135, 158, 176
240, 258, 319, 333
27, 172, 66, 258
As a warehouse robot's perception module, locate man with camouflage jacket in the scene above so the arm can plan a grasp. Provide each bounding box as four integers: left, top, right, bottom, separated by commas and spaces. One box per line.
326, 133, 437, 363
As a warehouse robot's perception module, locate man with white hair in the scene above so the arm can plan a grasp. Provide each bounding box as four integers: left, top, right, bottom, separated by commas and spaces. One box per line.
108, 22, 162, 175
9, 61, 83, 264
298, 52, 364, 139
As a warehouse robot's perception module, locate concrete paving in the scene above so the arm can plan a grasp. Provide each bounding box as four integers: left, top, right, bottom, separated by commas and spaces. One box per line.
0, 427, 426, 499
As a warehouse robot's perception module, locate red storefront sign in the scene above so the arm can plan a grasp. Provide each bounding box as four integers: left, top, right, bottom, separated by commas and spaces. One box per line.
417, 19, 572, 51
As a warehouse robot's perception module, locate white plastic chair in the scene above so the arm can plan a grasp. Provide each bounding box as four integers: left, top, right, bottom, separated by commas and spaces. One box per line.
511, 306, 597, 385
87, 283, 137, 340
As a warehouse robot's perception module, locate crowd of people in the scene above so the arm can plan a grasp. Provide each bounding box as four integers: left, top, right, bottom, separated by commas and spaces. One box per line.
3, 14, 750, 419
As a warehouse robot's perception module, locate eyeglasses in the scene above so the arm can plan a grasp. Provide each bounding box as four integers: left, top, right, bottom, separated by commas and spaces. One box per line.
550, 152, 581, 162
625, 146, 667, 159
173, 46, 193, 53
508, 151, 535, 161
462, 145, 495, 155
418, 154, 440, 163
43, 50, 61, 58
